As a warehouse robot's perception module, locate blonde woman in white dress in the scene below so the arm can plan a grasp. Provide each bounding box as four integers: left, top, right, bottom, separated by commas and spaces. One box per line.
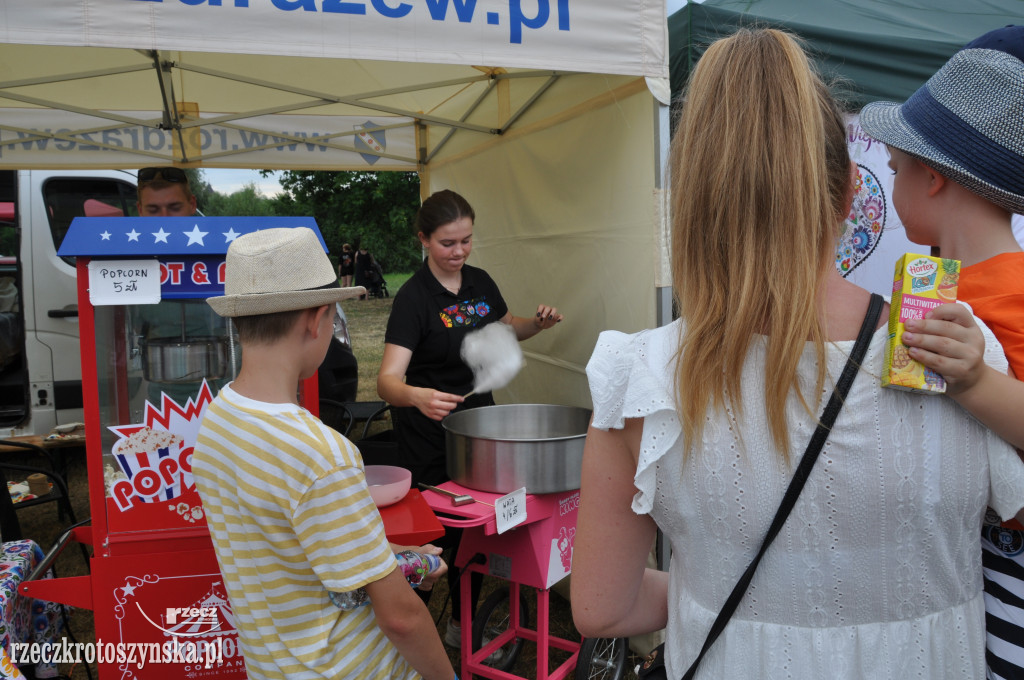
571, 28, 1024, 680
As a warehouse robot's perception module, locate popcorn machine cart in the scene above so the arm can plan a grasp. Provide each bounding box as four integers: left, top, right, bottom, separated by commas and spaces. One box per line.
20, 216, 326, 680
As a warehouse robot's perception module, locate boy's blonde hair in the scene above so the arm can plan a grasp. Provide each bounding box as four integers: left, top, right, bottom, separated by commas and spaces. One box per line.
670, 28, 851, 458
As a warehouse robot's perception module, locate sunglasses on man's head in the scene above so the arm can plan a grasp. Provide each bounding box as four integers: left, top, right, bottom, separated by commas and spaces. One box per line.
138, 167, 189, 184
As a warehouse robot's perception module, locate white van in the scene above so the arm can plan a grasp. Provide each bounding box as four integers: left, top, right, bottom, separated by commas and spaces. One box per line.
0, 169, 138, 437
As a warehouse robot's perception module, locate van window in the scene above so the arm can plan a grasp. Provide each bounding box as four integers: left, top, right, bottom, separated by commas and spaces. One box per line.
43, 178, 137, 264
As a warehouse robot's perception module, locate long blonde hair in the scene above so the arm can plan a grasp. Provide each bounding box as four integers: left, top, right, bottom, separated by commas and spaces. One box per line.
670, 28, 851, 458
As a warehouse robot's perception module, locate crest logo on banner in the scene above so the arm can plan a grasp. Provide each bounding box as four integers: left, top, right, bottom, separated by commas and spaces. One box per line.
354, 121, 386, 165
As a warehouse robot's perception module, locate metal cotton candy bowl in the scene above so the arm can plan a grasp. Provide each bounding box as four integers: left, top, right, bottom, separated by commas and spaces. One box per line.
443, 404, 591, 495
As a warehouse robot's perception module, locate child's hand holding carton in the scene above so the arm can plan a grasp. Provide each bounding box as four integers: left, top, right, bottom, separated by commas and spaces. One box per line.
883, 254, 961, 393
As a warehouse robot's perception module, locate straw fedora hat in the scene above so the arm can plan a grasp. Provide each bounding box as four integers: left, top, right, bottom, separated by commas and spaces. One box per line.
860, 30, 1024, 215
207, 227, 365, 317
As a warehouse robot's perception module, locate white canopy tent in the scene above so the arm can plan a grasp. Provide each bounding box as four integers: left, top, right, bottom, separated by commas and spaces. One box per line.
0, 1, 672, 407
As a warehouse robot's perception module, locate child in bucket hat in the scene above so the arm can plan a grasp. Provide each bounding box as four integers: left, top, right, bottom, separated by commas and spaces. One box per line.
193, 227, 456, 680
861, 26, 1024, 679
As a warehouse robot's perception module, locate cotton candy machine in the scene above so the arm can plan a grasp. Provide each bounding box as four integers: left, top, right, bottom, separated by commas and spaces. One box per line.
434, 404, 629, 680
443, 404, 590, 494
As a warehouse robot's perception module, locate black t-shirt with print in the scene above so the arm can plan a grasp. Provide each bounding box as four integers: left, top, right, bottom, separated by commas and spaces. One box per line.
339, 251, 354, 275
384, 261, 509, 485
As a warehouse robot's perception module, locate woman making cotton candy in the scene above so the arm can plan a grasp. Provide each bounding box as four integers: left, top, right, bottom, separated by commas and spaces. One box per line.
378, 189, 563, 487
377, 189, 562, 648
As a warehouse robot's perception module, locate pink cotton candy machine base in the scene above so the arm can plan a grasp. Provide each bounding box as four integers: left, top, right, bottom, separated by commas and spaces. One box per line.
421, 481, 581, 680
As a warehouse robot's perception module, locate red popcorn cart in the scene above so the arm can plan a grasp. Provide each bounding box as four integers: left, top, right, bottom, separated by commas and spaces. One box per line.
18, 217, 347, 679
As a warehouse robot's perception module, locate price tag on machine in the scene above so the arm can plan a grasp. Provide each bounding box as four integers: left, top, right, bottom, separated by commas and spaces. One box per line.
495, 487, 527, 534
88, 259, 161, 306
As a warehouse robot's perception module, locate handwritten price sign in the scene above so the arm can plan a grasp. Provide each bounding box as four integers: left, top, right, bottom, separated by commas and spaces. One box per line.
88, 259, 161, 306
495, 487, 527, 534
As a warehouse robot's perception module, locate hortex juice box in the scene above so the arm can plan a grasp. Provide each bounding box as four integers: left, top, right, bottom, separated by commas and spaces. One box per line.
882, 253, 960, 393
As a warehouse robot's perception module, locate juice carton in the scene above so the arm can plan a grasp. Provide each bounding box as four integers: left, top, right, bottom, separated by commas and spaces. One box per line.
882, 253, 960, 393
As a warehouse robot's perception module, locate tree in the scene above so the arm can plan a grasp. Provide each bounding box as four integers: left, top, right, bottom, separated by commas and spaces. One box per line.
267, 170, 421, 273
202, 183, 276, 217
183, 168, 216, 214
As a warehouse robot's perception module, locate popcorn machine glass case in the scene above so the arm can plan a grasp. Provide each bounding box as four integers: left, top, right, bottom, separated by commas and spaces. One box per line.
92, 298, 236, 534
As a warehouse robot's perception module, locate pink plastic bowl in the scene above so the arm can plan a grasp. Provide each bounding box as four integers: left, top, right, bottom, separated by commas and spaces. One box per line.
365, 465, 412, 507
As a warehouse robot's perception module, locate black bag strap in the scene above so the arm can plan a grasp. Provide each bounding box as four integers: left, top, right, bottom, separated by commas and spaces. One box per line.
680, 293, 883, 680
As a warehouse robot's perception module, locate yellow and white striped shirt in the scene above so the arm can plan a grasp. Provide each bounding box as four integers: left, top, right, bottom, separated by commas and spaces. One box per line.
194, 384, 417, 680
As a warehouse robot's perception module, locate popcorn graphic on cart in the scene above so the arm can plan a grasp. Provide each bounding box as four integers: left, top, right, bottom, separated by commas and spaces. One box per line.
107, 382, 212, 512
113, 427, 185, 503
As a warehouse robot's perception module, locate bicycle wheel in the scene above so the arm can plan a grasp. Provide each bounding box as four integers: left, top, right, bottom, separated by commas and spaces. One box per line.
470, 586, 530, 672
576, 636, 628, 680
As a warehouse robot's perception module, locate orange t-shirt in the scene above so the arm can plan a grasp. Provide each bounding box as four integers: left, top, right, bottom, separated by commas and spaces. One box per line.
960, 252, 1024, 380
960, 251, 1024, 530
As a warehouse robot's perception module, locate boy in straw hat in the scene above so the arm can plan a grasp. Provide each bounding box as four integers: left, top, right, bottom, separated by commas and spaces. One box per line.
193, 227, 456, 680
860, 25, 1024, 679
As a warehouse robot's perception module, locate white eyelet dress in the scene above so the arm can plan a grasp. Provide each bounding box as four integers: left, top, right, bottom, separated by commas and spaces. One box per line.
586, 318, 1024, 680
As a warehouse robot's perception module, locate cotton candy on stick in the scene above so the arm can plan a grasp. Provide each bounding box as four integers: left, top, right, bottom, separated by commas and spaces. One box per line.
460, 322, 524, 398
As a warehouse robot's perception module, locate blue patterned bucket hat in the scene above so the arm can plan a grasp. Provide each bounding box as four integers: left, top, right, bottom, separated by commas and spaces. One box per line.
860, 26, 1024, 215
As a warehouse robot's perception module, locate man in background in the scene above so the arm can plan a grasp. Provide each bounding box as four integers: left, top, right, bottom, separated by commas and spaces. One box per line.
136, 166, 197, 217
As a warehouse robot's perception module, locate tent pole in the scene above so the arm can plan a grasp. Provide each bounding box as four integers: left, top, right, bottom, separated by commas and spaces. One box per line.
424, 78, 499, 164
417, 122, 430, 203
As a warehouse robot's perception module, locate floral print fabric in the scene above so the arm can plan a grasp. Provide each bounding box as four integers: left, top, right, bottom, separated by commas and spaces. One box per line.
0, 541, 62, 678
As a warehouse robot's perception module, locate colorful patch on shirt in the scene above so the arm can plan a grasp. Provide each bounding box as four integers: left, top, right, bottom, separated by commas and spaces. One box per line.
440, 298, 492, 328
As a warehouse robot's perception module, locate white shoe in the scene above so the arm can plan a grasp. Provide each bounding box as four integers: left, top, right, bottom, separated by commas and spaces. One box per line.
480, 640, 507, 667
445, 616, 507, 665
444, 617, 462, 648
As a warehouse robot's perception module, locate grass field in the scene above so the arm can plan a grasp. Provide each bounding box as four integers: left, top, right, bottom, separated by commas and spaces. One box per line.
338, 270, 411, 402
